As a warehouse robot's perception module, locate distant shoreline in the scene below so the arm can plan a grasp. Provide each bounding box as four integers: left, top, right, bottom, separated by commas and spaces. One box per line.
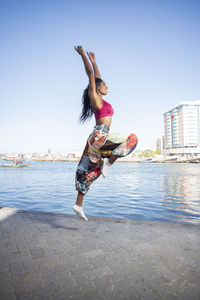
30, 159, 200, 164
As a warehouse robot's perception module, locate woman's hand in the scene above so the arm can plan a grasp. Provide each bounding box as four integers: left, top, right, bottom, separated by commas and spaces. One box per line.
74, 45, 85, 56
86, 52, 96, 64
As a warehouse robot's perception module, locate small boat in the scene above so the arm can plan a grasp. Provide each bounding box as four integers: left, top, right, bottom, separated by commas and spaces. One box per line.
0, 163, 32, 167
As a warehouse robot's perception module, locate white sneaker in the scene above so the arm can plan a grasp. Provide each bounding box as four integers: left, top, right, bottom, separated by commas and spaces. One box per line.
73, 204, 88, 221
101, 158, 111, 178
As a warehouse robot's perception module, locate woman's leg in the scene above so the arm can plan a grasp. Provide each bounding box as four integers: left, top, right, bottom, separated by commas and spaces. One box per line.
75, 191, 84, 206
101, 133, 138, 177
73, 139, 89, 221
74, 125, 109, 220
74, 139, 103, 221
74, 166, 102, 221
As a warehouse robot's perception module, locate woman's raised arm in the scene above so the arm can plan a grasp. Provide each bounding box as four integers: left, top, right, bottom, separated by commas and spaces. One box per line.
86, 52, 101, 79
74, 46, 96, 92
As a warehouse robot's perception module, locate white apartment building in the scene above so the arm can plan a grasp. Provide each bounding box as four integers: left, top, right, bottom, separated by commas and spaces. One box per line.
163, 100, 200, 156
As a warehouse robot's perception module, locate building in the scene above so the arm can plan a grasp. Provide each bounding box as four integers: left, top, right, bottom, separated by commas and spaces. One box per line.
156, 138, 161, 152
161, 136, 164, 151
163, 100, 200, 156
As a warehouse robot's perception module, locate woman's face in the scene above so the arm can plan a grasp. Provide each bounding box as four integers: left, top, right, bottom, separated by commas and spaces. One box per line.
97, 81, 108, 95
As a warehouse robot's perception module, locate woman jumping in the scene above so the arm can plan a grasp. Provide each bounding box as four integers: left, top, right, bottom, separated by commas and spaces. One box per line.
73, 46, 138, 221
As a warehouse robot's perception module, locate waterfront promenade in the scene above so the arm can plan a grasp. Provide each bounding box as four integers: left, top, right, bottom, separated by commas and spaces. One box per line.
0, 207, 199, 300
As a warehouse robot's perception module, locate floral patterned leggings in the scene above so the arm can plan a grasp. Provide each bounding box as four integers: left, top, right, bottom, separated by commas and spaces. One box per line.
75, 124, 138, 195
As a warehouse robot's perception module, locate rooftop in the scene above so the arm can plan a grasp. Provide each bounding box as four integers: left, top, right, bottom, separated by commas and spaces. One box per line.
163, 100, 200, 115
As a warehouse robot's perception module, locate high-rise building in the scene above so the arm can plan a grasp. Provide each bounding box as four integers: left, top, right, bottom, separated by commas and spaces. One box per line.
163, 100, 200, 156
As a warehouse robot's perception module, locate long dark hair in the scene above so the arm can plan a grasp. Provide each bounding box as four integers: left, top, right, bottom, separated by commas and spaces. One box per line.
79, 78, 103, 123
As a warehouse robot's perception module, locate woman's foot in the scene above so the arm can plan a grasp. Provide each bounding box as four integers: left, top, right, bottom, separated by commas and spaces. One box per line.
73, 204, 88, 221
101, 158, 111, 178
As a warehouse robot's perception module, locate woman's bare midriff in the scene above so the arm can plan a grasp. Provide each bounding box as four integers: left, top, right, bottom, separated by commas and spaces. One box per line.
96, 116, 112, 127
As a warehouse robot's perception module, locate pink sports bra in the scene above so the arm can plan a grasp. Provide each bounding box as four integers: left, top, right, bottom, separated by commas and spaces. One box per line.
94, 100, 114, 120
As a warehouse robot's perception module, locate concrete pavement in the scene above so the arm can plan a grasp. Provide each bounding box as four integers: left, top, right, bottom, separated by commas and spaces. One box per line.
0, 207, 199, 300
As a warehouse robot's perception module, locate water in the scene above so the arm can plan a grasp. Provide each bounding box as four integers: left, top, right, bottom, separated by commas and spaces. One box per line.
0, 161, 200, 224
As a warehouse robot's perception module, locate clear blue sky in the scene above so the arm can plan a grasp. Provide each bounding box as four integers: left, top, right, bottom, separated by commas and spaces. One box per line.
1, 0, 200, 153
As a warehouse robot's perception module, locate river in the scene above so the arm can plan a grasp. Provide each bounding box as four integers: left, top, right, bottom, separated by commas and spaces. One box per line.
0, 162, 200, 224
